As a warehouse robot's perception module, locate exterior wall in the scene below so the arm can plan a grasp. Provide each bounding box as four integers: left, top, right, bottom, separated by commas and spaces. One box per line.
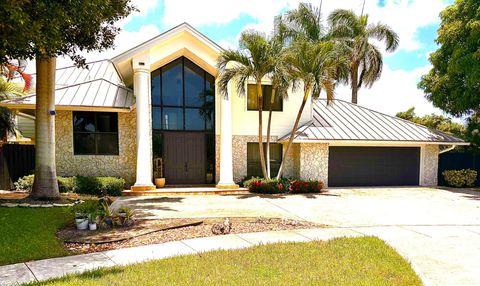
55, 110, 137, 184
420, 144, 439, 186
282, 143, 300, 178
298, 143, 329, 185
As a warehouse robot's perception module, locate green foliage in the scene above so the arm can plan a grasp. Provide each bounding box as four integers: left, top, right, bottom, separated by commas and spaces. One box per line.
75, 176, 125, 197
290, 180, 324, 193
244, 177, 324, 194
14, 175, 124, 196
0, 0, 136, 65
396, 107, 466, 138
442, 169, 477, 187
418, 0, 480, 117
466, 114, 480, 150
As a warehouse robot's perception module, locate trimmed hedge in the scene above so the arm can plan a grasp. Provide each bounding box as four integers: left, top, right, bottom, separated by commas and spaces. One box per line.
442, 169, 477, 188
243, 177, 324, 194
14, 175, 125, 196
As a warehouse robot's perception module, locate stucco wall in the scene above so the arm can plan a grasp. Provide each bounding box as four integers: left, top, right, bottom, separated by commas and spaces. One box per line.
298, 143, 329, 185
421, 144, 439, 186
55, 110, 137, 184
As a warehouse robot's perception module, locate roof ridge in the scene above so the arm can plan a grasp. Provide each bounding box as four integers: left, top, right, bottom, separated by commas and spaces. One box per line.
315, 98, 465, 142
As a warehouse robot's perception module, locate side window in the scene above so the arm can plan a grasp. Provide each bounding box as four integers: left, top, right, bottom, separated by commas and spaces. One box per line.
246, 142, 283, 178
246, 84, 283, 111
73, 112, 119, 155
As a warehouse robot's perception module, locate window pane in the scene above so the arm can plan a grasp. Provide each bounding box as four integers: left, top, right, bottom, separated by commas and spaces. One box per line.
263, 85, 282, 111
73, 133, 95, 155
247, 84, 258, 110
73, 112, 95, 132
184, 59, 204, 107
185, 108, 204, 130
162, 107, 183, 130
151, 70, 161, 105
162, 59, 183, 106
97, 133, 119, 155
205, 73, 215, 103
152, 107, 161, 130
96, 113, 118, 132
246, 142, 283, 178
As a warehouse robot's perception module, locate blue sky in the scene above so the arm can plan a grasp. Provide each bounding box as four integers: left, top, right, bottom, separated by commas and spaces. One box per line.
53, 0, 455, 118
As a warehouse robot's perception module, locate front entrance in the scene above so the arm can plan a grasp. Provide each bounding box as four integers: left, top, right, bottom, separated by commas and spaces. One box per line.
163, 132, 206, 184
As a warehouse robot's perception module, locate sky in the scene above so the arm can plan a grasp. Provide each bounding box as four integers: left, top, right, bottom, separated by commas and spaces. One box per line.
31, 0, 456, 119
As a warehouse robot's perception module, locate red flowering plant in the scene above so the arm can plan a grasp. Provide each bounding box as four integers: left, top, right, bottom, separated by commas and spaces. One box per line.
243, 177, 290, 194
290, 180, 324, 193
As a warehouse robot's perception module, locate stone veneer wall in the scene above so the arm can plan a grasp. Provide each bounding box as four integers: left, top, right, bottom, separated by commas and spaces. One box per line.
298, 143, 329, 185
421, 144, 439, 186
56, 110, 137, 184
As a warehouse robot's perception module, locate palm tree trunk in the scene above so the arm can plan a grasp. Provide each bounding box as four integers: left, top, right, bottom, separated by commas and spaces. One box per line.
256, 83, 268, 178
30, 57, 59, 200
351, 63, 359, 104
266, 89, 276, 179
276, 85, 311, 179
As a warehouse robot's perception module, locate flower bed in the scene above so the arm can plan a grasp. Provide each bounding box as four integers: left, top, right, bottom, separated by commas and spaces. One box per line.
243, 177, 324, 194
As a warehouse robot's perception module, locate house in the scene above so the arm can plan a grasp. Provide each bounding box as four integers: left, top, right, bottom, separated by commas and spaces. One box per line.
0, 23, 467, 190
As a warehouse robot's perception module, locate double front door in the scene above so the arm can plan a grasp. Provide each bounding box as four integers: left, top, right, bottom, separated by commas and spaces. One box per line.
163, 132, 206, 184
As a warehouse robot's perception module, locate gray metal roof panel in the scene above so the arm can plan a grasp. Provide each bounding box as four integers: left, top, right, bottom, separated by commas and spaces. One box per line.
279, 99, 466, 144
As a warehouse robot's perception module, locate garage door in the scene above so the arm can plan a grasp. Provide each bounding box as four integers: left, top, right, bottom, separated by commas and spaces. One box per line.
328, 147, 420, 187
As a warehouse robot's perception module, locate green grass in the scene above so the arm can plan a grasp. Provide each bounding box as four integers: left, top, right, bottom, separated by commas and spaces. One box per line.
29, 237, 422, 286
0, 207, 73, 265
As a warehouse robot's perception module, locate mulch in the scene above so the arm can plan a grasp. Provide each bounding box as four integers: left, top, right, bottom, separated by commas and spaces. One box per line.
63, 217, 326, 255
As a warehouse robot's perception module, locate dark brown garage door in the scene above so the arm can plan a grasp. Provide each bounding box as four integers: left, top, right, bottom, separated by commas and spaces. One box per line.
328, 146, 420, 187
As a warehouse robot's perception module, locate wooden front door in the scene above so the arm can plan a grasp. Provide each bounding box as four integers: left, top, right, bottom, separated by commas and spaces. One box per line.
163, 132, 206, 184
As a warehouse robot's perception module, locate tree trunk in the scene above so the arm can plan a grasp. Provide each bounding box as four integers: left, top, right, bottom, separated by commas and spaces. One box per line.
276, 85, 311, 179
256, 83, 268, 178
30, 57, 59, 200
351, 63, 359, 104
265, 88, 276, 179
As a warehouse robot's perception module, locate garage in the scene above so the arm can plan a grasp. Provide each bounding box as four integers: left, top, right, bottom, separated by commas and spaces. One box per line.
328, 146, 420, 187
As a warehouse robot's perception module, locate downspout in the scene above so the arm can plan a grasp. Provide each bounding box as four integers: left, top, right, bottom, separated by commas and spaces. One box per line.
439, 145, 456, 154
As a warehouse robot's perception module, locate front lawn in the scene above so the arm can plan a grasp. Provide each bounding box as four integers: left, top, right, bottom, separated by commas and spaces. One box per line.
29, 237, 422, 286
0, 207, 73, 265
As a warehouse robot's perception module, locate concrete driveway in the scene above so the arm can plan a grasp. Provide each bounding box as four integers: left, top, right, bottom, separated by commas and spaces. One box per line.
114, 187, 480, 286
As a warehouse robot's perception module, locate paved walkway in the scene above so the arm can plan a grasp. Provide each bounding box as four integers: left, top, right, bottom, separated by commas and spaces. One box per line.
0, 227, 361, 285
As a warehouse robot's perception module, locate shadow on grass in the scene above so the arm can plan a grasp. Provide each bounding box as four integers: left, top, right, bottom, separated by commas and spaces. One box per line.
34, 267, 125, 285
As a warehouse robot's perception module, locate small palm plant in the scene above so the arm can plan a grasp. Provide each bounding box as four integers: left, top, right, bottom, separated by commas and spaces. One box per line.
328, 9, 399, 104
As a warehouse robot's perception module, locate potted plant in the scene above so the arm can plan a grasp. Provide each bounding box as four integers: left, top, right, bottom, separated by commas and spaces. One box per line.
116, 206, 135, 227
99, 201, 114, 227
88, 207, 99, 231
71, 203, 89, 230
154, 158, 165, 188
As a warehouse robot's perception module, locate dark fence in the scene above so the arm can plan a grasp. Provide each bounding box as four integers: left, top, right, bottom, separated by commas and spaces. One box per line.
438, 152, 480, 186
0, 144, 35, 190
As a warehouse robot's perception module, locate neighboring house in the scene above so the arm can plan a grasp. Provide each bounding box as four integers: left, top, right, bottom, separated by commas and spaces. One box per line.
0, 23, 467, 189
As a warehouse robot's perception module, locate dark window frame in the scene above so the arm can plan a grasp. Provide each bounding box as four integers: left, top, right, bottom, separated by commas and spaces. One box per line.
247, 142, 283, 178
151, 57, 215, 132
246, 84, 283, 112
73, 112, 119, 155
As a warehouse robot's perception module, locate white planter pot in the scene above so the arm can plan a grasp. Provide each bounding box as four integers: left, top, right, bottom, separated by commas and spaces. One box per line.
75, 218, 89, 230
89, 223, 97, 231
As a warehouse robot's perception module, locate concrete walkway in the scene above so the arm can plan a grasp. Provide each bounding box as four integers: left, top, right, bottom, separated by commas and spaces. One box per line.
0, 227, 361, 285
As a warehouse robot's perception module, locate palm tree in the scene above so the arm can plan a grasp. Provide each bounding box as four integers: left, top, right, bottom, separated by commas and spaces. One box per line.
275, 39, 346, 179
217, 30, 277, 178
328, 9, 399, 104
0, 78, 20, 142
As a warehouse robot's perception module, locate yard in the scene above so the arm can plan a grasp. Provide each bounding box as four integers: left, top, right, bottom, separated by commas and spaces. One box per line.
0, 207, 73, 265
27, 237, 422, 286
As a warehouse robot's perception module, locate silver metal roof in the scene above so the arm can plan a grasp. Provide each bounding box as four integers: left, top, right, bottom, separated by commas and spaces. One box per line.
279, 99, 467, 144
0, 60, 134, 112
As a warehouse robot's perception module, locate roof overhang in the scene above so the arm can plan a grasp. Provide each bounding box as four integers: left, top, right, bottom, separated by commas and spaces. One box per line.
112, 23, 223, 87
279, 139, 470, 146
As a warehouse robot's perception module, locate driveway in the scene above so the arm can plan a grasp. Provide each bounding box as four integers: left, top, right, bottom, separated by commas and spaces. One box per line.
114, 187, 480, 286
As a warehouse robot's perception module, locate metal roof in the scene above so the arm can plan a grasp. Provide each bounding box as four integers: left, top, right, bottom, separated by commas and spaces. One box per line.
279, 99, 467, 145
0, 60, 134, 112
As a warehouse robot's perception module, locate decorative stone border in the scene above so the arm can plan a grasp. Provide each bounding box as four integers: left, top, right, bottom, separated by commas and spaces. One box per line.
0, 200, 83, 208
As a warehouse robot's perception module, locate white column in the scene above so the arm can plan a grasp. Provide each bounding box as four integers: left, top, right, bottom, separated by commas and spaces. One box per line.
132, 60, 155, 191
216, 84, 238, 188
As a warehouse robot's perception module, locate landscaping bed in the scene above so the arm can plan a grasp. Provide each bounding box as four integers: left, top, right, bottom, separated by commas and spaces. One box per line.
62, 217, 325, 255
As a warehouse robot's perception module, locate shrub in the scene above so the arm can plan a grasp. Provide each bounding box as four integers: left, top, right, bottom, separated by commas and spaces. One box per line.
14, 175, 125, 196
76, 176, 125, 196
290, 180, 324, 193
442, 169, 477, 187
244, 177, 290, 194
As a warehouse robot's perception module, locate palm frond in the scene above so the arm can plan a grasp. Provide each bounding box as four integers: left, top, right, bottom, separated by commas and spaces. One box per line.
366, 23, 399, 52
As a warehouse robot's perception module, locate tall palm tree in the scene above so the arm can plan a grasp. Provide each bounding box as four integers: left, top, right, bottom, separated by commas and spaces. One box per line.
217, 30, 276, 178
0, 78, 21, 142
276, 39, 347, 179
328, 9, 399, 104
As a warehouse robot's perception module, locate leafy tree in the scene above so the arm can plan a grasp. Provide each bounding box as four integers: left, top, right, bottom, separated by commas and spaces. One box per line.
217, 31, 278, 178
0, 0, 135, 199
418, 0, 480, 117
328, 9, 399, 104
396, 107, 465, 138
